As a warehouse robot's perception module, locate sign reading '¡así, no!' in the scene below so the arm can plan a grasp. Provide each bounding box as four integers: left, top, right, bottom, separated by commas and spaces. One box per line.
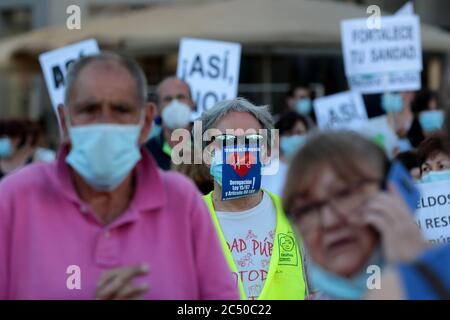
39, 39, 100, 112
341, 15, 422, 76
177, 38, 241, 118
313, 91, 368, 131
415, 181, 450, 245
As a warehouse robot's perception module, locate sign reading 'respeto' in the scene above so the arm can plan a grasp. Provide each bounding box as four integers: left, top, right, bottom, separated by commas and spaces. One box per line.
313, 91, 368, 130
39, 39, 100, 112
177, 38, 241, 118
415, 181, 450, 245
341, 15, 422, 76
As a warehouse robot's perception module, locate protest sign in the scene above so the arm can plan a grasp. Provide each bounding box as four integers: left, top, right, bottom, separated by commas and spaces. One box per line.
359, 115, 399, 159
177, 38, 241, 118
39, 39, 99, 113
415, 181, 450, 245
346, 4, 421, 93
313, 91, 368, 130
396, 1, 414, 16
341, 15, 422, 77
221, 144, 261, 201
348, 70, 420, 94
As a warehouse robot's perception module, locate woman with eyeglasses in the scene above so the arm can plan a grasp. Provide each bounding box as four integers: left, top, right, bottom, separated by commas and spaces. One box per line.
283, 131, 426, 299
200, 98, 307, 300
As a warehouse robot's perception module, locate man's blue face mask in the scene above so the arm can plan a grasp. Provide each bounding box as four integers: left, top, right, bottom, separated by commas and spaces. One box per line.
381, 93, 403, 113
295, 98, 312, 115
419, 110, 444, 133
0, 137, 13, 158
65, 110, 143, 192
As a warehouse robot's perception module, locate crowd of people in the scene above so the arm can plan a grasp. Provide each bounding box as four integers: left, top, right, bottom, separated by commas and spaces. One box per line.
1, 51, 450, 300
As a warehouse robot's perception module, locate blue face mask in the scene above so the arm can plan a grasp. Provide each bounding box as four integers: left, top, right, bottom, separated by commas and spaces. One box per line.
280, 135, 306, 159
0, 137, 13, 158
309, 249, 384, 300
381, 93, 403, 113
295, 98, 312, 115
210, 151, 223, 186
147, 121, 162, 141
420, 170, 450, 184
419, 110, 444, 133
66, 124, 142, 192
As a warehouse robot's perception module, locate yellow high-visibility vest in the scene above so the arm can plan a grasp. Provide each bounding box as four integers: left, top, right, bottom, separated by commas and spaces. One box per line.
204, 190, 306, 300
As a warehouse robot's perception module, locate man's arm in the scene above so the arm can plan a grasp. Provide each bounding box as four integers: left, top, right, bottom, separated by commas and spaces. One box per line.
0, 181, 12, 299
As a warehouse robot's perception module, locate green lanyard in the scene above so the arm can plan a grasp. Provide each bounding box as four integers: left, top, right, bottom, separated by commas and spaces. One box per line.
162, 141, 172, 157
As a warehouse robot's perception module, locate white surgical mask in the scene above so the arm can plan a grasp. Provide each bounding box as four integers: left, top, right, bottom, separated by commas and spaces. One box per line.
161, 100, 192, 130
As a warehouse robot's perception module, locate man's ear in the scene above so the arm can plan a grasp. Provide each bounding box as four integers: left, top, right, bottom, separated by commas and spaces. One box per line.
57, 104, 70, 145
138, 102, 156, 145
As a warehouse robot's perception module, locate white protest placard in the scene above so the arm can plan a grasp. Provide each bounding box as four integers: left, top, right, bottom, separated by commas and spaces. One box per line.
346, 5, 421, 93
415, 181, 450, 245
358, 115, 399, 159
341, 15, 422, 76
396, 1, 414, 16
39, 39, 99, 112
177, 38, 241, 118
313, 91, 368, 130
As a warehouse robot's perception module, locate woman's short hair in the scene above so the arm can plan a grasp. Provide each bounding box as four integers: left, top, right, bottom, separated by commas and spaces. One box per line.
283, 131, 389, 217
417, 133, 447, 173
275, 111, 309, 136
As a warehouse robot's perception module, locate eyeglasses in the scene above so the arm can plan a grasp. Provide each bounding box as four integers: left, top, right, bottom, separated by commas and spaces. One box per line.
214, 134, 265, 145
289, 179, 380, 229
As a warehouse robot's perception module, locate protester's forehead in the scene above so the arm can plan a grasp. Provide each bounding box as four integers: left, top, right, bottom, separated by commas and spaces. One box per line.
70, 60, 139, 103
158, 79, 190, 96
296, 163, 346, 197
427, 151, 450, 163
214, 111, 263, 133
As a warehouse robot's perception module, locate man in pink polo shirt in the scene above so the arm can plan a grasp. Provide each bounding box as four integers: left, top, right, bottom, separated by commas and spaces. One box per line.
0, 52, 238, 300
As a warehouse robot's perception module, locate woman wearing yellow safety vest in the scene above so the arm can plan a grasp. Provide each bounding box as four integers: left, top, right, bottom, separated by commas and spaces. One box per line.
199, 98, 307, 300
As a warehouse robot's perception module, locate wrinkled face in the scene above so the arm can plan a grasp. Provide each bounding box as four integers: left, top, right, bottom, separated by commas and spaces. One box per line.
292, 165, 379, 278
421, 151, 450, 176
158, 79, 194, 111
59, 60, 153, 146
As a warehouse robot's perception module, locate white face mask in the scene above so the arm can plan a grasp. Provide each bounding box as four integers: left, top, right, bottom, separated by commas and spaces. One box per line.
161, 100, 192, 130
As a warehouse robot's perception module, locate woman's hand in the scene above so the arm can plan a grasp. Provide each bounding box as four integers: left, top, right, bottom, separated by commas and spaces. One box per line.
360, 183, 427, 264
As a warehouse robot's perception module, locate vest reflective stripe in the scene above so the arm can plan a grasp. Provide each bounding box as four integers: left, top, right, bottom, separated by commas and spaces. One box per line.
204, 190, 306, 300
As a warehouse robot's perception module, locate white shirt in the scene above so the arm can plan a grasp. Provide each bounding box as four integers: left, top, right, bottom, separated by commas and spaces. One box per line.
216, 191, 277, 299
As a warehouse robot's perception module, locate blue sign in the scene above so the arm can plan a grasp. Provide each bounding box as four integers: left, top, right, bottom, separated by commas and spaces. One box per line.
221, 144, 261, 201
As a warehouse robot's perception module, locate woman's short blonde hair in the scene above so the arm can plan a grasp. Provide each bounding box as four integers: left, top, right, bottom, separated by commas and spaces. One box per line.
282, 131, 388, 217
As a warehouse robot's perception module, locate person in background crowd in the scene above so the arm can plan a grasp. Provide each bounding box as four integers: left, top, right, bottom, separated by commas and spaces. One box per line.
367, 108, 450, 300
382, 91, 416, 152
285, 84, 316, 126
283, 131, 426, 299
145, 77, 195, 170
200, 98, 307, 300
408, 89, 441, 148
0, 118, 55, 180
261, 111, 311, 196
0, 52, 238, 300
416, 133, 450, 183
173, 156, 214, 195
395, 151, 421, 181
